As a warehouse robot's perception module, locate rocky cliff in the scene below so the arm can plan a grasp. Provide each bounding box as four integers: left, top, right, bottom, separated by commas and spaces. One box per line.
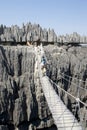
44, 44, 87, 128
0, 44, 87, 130
0, 45, 56, 130
0, 23, 87, 43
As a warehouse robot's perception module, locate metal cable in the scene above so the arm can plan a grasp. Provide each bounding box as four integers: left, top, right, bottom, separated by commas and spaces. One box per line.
48, 77, 87, 107
60, 72, 87, 84
60, 74, 87, 91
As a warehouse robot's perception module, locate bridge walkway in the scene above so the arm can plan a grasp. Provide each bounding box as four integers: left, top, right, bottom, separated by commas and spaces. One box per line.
35, 45, 83, 130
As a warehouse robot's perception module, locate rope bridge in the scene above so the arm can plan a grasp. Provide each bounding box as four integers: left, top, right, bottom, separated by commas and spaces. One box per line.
35, 44, 87, 130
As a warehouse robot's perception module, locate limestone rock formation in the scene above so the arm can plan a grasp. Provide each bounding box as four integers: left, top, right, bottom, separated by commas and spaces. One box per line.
0, 45, 55, 130
44, 45, 87, 129
0, 23, 87, 44
0, 43, 87, 130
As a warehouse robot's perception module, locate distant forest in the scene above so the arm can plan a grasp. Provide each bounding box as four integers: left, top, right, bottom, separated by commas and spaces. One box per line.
0, 22, 87, 44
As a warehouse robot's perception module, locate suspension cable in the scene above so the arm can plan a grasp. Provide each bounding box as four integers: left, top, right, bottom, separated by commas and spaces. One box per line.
49, 76, 87, 129
74, 78, 81, 129
42, 46, 87, 91
48, 77, 87, 107
39, 45, 87, 106
60, 72, 87, 84
39, 45, 86, 129
60, 74, 87, 91
71, 101, 78, 130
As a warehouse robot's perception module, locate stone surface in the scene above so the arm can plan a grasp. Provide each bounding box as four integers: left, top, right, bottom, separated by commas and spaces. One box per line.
0, 44, 87, 129
44, 44, 87, 129
0, 23, 87, 44
0, 45, 54, 130
0, 125, 9, 130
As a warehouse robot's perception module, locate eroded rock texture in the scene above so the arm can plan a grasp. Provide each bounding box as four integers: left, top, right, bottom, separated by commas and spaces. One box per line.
44, 45, 87, 128
0, 44, 87, 130
0, 23, 87, 43
0, 46, 55, 130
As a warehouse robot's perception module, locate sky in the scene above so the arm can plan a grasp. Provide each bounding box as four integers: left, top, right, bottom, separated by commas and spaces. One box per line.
0, 0, 87, 35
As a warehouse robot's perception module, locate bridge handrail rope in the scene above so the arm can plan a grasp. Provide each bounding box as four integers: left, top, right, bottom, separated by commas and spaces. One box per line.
40, 45, 87, 92
71, 101, 79, 130
60, 74, 87, 91
40, 45, 87, 85
48, 75, 86, 129
48, 77, 87, 107
37, 45, 85, 130
40, 44, 87, 106
70, 74, 81, 130
60, 72, 87, 84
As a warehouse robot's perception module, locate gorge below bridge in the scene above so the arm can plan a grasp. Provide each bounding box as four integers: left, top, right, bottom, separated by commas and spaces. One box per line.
0, 43, 87, 130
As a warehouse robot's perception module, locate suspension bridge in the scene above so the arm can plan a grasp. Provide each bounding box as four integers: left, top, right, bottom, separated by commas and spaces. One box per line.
35, 44, 87, 130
